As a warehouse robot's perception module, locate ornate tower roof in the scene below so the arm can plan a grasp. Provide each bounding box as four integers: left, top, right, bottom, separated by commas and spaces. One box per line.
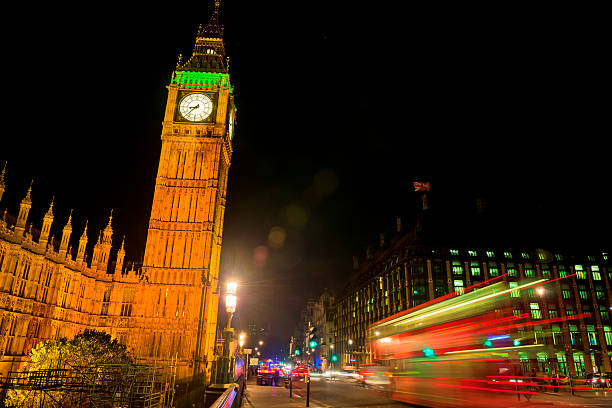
177, 1, 228, 74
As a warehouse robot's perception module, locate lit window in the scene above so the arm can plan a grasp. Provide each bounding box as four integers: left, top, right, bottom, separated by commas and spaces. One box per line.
453, 280, 464, 294
450, 249, 459, 256
530, 303, 542, 319
504, 251, 512, 259
452, 261, 463, 275
558, 265, 568, 278
575, 265, 586, 279
591, 265, 601, 281
486, 251, 495, 258
542, 268, 551, 278
524, 264, 535, 278
470, 261, 481, 276
552, 325, 562, 345
587, 325, 598, 346
468, 250, 477, 257
555, 254, 563, 261
510, 282, 520, 298
521, 252, 530, 259
507, 263, 517, 277
488, 262, 499, 277
562, 284, 572, 299
604, 326, 612, 346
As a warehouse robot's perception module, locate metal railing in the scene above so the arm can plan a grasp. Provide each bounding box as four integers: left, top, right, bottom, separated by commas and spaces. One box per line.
209, 384, 238, 408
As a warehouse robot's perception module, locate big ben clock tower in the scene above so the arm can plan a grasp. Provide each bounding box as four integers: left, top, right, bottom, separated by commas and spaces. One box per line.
140, 0, 235, 381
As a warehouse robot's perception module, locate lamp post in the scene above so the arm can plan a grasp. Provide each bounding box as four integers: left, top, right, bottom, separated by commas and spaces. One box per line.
217, 281, 238, 384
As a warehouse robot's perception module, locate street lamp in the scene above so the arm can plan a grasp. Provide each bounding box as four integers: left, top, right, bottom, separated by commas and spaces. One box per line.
216, 281, 238, 384
225, 282, 237, 329
239, 332, 246, 348
259, 340, 263, 346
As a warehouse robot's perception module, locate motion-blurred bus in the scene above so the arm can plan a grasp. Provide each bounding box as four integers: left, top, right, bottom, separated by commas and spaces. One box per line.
369, 279, 547, 407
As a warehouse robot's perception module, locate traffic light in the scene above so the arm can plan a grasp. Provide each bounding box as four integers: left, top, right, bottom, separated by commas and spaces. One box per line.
294, 349, 300, 355
307, 326, 318, 348
513, 339, 521, 346
331, 355, 338, 362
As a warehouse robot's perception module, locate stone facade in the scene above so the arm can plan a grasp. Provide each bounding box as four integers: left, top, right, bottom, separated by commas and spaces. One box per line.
0, 1, 234, 383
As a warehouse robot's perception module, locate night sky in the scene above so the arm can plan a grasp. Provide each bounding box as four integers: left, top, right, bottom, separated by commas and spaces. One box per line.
1, 3, 609, 357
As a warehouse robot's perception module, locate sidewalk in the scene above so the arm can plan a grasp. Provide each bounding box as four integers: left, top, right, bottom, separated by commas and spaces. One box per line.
243, 377, 321, 408
528, 389, 612, 406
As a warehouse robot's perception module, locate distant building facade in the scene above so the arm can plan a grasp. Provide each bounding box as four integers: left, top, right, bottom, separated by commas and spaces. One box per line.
0, 1, 235, 383
298, 289, 336, 370
335, 229, 612, 377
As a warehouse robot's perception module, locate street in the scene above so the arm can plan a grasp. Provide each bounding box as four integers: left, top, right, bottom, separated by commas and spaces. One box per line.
244, 374, 406, 408
243, 373, 612, 408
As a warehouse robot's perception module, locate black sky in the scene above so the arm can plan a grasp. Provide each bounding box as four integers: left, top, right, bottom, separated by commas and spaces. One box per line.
1, 3, 609, 356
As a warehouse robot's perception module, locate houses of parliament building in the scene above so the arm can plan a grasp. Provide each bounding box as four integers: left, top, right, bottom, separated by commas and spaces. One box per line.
0, 1, 235, 382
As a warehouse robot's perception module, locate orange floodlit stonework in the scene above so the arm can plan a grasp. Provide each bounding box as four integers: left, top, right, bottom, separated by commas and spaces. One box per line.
0, 1, 234, 383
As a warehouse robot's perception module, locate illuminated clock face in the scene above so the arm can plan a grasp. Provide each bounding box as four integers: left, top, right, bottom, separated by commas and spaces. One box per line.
179, 93, 213, 121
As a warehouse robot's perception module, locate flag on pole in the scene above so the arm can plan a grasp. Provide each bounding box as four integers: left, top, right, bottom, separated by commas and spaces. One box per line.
413, 181, 430, 192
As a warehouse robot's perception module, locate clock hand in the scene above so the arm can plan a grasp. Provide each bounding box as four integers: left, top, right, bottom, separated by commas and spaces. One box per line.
188, 104, 200, 111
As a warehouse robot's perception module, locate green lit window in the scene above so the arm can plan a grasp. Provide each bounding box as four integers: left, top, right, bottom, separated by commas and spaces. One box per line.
578, 285, 588, 300
552, 325, 562, 345
486, 251, 495, 258
591, 265, 601, 281
468, 250, 477, 257
488, 262, 499, 277
513, 309, 522, 316
507, 263, 517, 277
604, 326, 612, 346
575, 265, 586, 279
555, 254, 563, 261
558, 266, 568, 278
538, 252, 545, 260
510, 281, 520, 298
530, 303, 542, 319
453, 280, 464, 294
595, 286, 605, 300
600, 306, 609, 321
569, 324, 580, 345
542, 268, 551, 278
549, 308, 558, 319
561, 284, 571, 299
504, 251, 512, 259
524, 264, 535, 278
452, 261, 463, 275
565, 305, 574, 316
603, 252, 609, 262
450, 249, 459, 256
587, 325, 598, 346
470, 261, 481, 276
522, 252, 530, 259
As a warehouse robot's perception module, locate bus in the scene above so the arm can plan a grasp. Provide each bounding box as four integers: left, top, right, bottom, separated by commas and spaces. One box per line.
368, 279, 548, 407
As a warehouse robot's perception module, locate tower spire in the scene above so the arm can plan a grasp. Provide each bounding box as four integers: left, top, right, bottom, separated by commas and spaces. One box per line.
177, 1, 227, 73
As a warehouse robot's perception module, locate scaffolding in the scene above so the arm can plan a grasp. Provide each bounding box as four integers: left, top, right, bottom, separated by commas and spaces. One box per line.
0, 358, 177, 408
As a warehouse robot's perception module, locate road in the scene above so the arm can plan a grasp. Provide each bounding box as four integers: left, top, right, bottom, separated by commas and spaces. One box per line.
243, 373, 612, 407
244, 374, 407, 408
